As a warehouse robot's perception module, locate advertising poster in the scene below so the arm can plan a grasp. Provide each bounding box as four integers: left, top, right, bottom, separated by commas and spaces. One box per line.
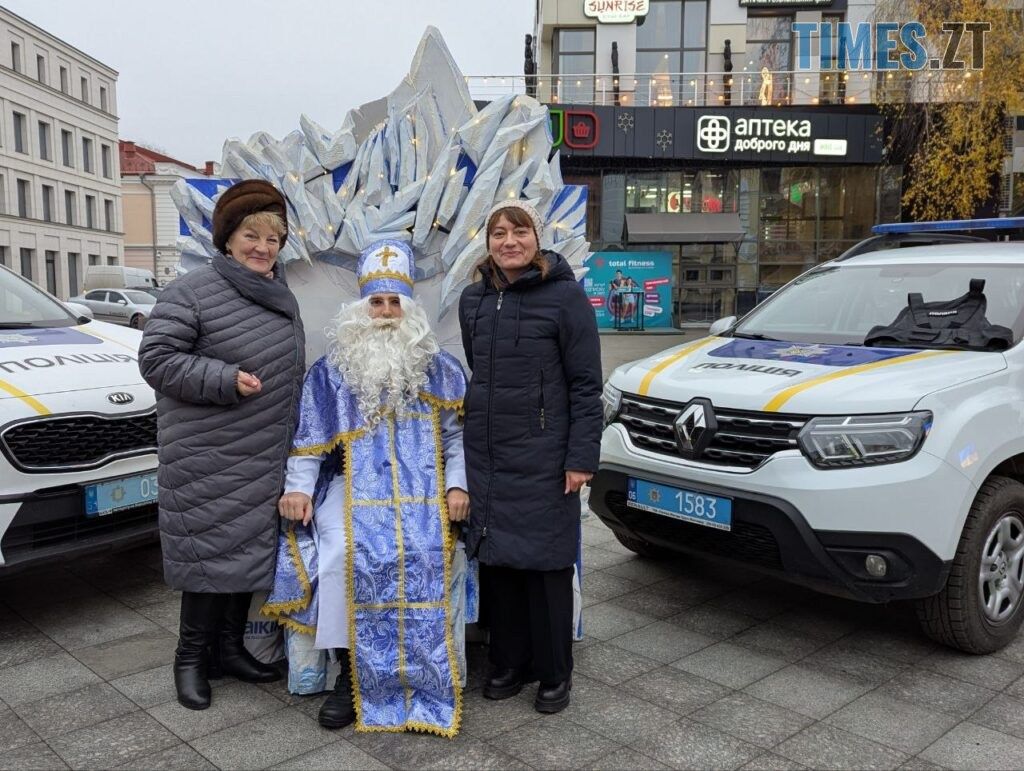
584, 252, 674, 330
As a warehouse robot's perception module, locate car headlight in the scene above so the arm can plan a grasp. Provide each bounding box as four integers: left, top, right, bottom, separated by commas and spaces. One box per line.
797, 411, 932, 468
602, 382, 622, 427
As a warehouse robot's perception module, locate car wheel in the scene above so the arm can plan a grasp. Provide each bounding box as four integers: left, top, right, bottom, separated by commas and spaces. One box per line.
613, 530, 673, 559
915, 475, 1024, 654
130, 314, 143, 329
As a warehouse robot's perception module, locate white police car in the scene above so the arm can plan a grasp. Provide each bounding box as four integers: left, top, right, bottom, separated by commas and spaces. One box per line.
0, 265, 158, 571
594, 218, 1024, 653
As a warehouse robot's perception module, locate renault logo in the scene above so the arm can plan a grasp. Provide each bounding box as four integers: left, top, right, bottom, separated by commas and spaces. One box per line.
673, 399, 716, 457
107, 392, 134, 405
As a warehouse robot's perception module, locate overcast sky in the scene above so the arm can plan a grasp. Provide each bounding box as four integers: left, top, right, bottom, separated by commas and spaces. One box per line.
5, 0, 535, 165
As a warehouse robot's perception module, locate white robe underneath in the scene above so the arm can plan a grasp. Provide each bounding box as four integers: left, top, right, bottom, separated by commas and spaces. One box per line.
283, 407, 467, 651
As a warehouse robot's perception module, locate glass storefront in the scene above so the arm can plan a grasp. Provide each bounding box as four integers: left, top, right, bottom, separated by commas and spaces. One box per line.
564, 163, 896, 325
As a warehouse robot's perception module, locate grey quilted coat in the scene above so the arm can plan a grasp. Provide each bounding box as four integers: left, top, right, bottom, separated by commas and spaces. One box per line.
138, 253, 305, 593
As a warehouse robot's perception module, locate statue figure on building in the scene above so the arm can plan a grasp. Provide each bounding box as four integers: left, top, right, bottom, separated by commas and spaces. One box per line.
723, 39, 733, 106
525, 33, 537, 98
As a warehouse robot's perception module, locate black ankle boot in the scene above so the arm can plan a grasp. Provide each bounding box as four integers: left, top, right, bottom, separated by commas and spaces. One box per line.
217, 593, 282, 683
483, 666, 523, 700
535, 676, 572, 714
318, 649, 356, 729
174, 592, 226, 710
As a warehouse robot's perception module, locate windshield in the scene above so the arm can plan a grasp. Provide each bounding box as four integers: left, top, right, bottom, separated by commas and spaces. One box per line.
733, 263, 1024, 347
124, 290, 157, 305
0, 266, 77, 328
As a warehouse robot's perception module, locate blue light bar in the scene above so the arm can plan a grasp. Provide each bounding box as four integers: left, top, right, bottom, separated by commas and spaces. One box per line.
872, 218, 1024, 234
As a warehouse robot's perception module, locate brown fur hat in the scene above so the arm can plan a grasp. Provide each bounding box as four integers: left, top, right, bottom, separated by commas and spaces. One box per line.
212, 179, 288, 255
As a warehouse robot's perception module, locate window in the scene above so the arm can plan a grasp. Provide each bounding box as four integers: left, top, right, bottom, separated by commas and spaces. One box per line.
36, 54, 45, 83
635, 0, 707, 105
13, 112, 27, 154
20, 248, 33, 280
38, 121, 51, 161
99, 86, 108, 112
45, 251, 57, 294
104, 199, 114, 231
67, 253, 80, 297
10, 42, 21, 73
88, 254, 100, 266
0, 246, 7, 267
64, 190, 75, 225
101, 144, 112, 178
59, 66, 68, 93
80, 76, 89, 103
82, 137, 93, 172
0, 174, 4, 214
85, 290, 106, 301
106, 255, 118, 266
41, 185, 54, 222
745, 14, 792, 104
85, 195, 96, 228
16, 179, 30, 218
61, 129, 73, 166
553, 29, 595, 104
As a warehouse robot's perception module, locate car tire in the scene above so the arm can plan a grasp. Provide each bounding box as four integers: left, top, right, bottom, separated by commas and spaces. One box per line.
130, 314, 143, 329
915, 475, 1024, 654
613, 530, 672, 559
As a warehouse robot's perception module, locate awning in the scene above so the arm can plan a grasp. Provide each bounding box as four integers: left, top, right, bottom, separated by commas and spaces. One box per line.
625, 213, 746, 244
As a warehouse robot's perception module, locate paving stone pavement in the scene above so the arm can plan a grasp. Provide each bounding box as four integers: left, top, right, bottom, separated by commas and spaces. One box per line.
2, 332, 1023, 769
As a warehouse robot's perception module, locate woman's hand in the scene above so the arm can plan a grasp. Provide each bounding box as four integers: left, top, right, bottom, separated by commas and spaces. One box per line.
564, 470, 593, 494
447, 488, 470, 523
279, 492, 313, 526
237, 370, 262, 397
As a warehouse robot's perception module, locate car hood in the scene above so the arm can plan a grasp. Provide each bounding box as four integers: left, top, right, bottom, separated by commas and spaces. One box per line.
0, 322, 146, 401
610, 336, 1007, 414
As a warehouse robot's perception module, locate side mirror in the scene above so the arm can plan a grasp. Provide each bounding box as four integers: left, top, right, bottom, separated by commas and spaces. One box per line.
708, 316, 737, 336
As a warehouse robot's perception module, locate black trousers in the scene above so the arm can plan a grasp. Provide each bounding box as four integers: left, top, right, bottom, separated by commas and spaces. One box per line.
482, 564, 574, 685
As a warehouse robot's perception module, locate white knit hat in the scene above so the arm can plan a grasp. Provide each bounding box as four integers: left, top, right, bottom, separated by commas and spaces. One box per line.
487, 199, 544, 241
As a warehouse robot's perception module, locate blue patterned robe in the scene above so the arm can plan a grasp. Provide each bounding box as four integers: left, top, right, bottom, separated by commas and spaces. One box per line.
264, 351, 467, 737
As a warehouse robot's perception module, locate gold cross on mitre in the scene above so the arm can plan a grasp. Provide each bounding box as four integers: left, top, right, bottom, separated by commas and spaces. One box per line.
377, 246, 398, 268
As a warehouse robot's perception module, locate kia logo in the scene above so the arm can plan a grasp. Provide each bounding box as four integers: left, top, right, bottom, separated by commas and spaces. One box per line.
107, 392, 134, 405
697, 116, 731, 153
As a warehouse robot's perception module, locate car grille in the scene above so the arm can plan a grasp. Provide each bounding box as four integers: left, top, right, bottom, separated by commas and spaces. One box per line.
614, 394, 809, 470
1, 411, 157, 472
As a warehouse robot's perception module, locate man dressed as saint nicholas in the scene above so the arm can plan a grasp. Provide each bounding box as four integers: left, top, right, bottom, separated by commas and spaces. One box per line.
263, 239, 469, 737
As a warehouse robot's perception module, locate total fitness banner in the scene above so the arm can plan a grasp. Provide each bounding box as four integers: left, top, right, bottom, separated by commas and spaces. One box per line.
584, 252, 674, 329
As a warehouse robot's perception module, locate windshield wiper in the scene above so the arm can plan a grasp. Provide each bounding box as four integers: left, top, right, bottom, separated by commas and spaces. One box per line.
730, 332, 784, 342
0, 322, 45, 329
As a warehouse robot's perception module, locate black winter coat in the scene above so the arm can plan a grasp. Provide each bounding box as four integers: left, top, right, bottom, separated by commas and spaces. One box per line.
138, 254, 305, 593
459, 251, 603, 570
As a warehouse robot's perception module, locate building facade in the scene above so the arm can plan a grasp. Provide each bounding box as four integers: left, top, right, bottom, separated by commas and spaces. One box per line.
462, 0, 1023, 324
120, 141, 215, 285
0, 6, 122, 300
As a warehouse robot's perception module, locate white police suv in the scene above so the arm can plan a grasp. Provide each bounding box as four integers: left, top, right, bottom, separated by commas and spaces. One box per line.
0, 265, 157, 571
593, 218, 1024, 653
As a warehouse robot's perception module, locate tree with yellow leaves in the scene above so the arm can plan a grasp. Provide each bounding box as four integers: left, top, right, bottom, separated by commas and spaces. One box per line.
873, 0, 1024, 220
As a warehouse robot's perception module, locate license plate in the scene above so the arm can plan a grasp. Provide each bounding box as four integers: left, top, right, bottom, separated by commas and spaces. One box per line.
84, 472, 159, 518
626, 478, 732, 531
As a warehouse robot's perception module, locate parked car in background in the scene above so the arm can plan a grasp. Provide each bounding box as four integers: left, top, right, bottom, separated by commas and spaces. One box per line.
83, 265, 158, 292
68, 288, 156, 328
0, 264, 158, 572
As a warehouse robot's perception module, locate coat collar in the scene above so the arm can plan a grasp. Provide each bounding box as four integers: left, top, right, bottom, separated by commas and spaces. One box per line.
213, 252, 300, 320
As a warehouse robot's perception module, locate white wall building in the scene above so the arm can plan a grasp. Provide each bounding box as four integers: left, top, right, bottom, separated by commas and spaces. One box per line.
0, 6, 122, 299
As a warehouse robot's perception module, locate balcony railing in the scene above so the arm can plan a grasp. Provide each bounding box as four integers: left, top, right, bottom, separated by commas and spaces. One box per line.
466, 69, 970, 109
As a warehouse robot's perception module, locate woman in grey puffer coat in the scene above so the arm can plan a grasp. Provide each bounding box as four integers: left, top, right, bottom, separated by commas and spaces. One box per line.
138, 180, 305, 711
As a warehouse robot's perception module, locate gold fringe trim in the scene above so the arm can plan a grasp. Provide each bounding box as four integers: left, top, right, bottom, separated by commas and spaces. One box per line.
418, 391, 465, 421
261, 526, 313, 618
291, 427, 366, 458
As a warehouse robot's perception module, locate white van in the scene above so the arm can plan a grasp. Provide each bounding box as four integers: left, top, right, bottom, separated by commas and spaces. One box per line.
594, 218, 1024, 654
84, 266, 158, 291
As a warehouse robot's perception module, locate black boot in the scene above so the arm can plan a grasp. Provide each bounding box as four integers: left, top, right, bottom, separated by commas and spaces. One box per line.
318, 649, 356, 729
535, 676, 572, 714
174, 592, 226, 710
483, 666, 524, 700
216, 592, 282, 683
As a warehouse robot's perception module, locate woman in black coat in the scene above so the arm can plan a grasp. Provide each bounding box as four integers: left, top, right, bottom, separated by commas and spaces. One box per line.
459, 200, 602, 714
138, 180, 305, 711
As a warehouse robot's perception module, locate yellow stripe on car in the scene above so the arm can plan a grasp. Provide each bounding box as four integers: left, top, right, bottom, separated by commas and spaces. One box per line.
0, 379, 50, 415
76, 325, 138, 352
638, 337, 721, 396
761, 350, 953, 412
